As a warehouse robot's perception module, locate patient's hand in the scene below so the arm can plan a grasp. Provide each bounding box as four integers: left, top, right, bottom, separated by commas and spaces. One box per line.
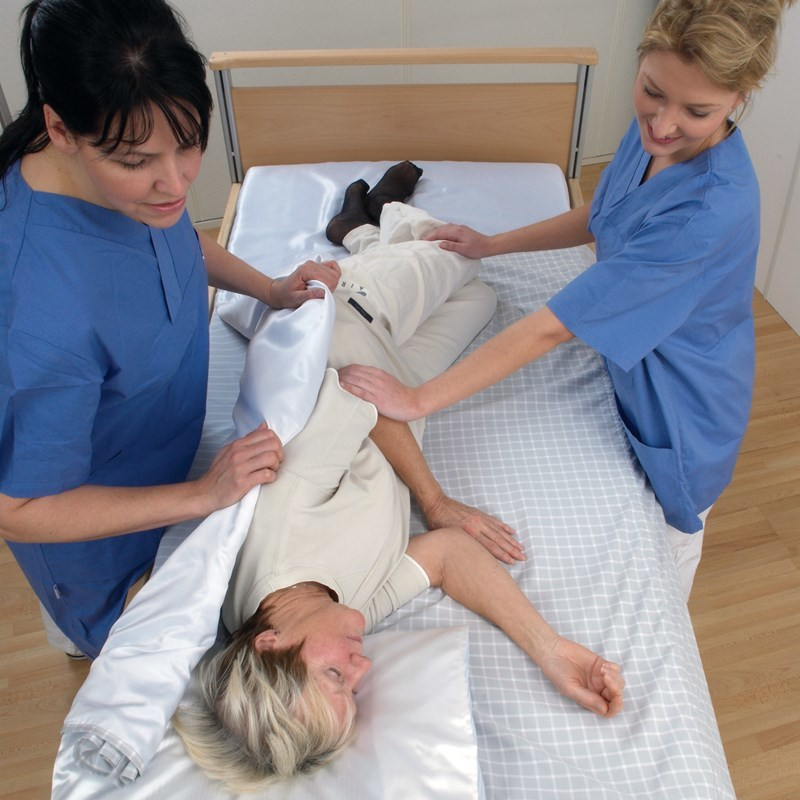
538, 637, 624, 718
271, 259, 341, 308
422, 493, 524, 565
424, 223, 492, 259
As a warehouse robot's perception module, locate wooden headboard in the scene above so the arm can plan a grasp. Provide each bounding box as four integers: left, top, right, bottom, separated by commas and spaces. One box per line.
209, 47, 598, 187
206, 47, 597, 309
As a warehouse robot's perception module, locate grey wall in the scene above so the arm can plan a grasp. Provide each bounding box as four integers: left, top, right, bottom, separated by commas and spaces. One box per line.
0, 0, 657, 224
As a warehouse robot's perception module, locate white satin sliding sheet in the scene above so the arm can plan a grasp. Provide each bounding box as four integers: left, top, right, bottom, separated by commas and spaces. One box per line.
55, 288, 335, 791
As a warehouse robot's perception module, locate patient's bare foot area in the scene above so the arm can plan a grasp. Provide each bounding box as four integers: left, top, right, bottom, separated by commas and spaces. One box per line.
365, 160, 423, 222
422, 493, 525, 565
325, 178, 372, 245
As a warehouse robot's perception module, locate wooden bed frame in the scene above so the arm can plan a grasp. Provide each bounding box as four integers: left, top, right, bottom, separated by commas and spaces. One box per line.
209, 46, 598, 252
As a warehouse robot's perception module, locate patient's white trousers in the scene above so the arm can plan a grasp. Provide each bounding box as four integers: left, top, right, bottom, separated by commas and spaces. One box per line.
332, 201, 497, 383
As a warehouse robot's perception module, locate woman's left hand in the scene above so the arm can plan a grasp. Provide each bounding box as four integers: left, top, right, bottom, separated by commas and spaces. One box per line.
269, 259, 341, 308
538, 637, 624, 718
338, 364, 422, 421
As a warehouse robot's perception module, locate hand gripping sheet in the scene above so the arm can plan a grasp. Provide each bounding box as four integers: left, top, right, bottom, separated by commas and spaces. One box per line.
56, 283, 335, 788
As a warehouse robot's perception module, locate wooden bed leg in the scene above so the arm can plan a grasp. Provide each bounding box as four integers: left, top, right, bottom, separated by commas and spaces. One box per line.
568, 177, 585, 209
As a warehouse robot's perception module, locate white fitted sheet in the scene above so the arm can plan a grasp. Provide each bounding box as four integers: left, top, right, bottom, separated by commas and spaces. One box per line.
55, 161, 735, 799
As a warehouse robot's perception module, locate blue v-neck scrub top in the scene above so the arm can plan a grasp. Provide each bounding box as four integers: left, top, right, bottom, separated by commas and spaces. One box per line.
1, 161, 209, 658
549, 119, 758, 533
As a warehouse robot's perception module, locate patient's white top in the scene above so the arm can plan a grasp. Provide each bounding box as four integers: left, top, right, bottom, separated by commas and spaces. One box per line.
223, 203, 495, 635
222, 369, 429, 634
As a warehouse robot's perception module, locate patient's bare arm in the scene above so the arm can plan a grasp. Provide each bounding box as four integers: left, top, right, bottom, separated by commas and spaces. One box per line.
369, 415, 525, 564
407, 527, 624, 718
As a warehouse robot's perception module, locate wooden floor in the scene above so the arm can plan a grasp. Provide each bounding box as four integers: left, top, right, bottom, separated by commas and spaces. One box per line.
1, 164, 799, 799
691, 293, 800, 800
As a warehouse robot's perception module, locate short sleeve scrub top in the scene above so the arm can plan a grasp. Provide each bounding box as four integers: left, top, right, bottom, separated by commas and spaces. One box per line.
548, 119, 759, 533
1, 161, 209, 658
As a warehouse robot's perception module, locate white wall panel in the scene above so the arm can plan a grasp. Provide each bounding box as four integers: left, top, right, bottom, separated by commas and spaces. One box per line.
740, 2, 800, 330
763, 157, 800, 333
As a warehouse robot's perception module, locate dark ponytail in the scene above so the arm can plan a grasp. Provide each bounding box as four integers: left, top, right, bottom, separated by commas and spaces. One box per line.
0, 0, 213, 180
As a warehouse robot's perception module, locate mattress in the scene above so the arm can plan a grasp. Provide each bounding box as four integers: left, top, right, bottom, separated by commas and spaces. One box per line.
54, 161, 735, 799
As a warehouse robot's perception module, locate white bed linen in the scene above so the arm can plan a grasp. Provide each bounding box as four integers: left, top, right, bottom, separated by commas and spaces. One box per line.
55, 161, 736, 799
224, 160, 569, 282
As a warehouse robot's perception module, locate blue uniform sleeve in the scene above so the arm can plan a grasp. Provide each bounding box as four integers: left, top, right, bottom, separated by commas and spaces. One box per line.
548, 216, 709, 372
0, 329, 101, 498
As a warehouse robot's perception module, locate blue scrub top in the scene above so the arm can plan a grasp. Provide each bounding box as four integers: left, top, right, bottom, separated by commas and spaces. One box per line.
1, 161, 209, 656
548, 119, 758, 532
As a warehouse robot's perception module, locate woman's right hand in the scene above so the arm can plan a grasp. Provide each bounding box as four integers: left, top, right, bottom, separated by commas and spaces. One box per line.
195, 423, 284, 513
424, 223, 492, 259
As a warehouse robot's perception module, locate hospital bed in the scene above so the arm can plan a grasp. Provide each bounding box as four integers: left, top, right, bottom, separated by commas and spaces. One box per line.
52, 48, 736, 799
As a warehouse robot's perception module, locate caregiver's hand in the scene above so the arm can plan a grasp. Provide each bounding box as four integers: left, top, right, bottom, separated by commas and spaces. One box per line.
424, 223, 493, 259
195, 423, 284, 512
270, 259, 341, 308
338, 364, 422, 422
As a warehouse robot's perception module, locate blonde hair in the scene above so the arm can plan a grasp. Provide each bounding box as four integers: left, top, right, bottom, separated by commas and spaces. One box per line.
639, 0, 796, 96
174, 608, 356, 792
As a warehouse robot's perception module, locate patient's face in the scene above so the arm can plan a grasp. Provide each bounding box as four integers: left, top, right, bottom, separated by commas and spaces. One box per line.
300, 605, 373, 728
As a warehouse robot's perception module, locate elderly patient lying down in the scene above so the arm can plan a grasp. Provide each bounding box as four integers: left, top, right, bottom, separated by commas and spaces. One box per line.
175, 164, 624, 791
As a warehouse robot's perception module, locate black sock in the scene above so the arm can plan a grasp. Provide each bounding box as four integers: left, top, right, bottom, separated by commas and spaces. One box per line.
365, 161, 423, 222
325, 178, 372, 245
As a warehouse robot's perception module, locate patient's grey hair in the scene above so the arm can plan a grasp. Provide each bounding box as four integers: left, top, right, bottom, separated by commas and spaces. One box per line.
173, 604, 357, 792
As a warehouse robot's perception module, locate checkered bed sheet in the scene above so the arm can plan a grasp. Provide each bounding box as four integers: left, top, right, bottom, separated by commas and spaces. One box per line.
157, 243, 734, 799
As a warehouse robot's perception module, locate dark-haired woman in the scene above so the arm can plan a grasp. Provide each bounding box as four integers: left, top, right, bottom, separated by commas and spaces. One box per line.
0, 0, 339, 659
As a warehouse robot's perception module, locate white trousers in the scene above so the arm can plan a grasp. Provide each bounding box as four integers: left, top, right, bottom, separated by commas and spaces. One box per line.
667, 507, 711, 601
39, 601, 84, 656
329, 202, 497, 384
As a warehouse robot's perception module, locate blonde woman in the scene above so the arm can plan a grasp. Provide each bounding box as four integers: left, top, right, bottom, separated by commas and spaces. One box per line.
340, 0, 797, 598
176, 195, 623, 792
